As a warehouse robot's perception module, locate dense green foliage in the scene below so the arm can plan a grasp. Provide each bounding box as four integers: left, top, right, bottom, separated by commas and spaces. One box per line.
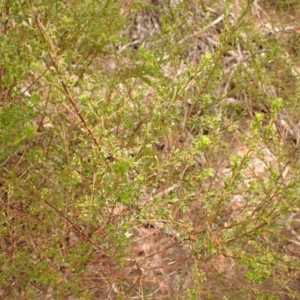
1, 0, 300, 299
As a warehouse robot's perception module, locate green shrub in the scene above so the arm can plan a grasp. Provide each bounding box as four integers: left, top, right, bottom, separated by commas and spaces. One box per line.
1, 0, 300, 299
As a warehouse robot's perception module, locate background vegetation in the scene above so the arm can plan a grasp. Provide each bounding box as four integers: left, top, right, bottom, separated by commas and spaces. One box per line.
1, 0, 300, 299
